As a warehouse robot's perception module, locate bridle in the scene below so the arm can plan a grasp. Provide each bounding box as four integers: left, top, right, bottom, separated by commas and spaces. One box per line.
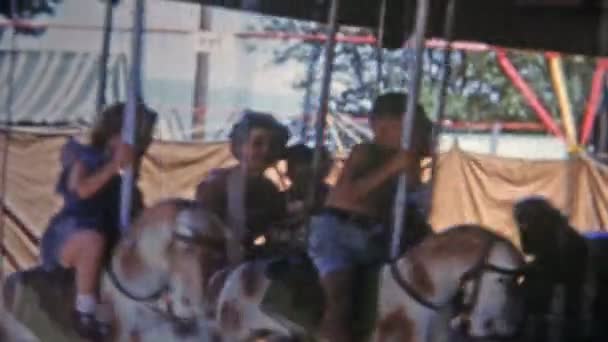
390, 236, 527, 339
106, 228, 226, 322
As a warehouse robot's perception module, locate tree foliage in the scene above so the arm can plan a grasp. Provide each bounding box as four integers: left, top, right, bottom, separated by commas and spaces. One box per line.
249, 17, 597, 127
0, 0, 63, 35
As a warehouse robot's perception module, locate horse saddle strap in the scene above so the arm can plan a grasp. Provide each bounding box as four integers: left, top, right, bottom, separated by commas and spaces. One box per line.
390, 263, 441, 311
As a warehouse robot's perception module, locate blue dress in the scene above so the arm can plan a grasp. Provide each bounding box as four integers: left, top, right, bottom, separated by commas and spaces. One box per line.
40, 138, 143, 271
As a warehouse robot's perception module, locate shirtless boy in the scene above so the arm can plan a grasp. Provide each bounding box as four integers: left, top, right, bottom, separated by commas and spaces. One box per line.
308, 92, 433, 342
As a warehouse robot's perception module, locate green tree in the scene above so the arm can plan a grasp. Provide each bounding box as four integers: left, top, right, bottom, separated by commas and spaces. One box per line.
248, 17, 596, 129
0, 0, 63, 35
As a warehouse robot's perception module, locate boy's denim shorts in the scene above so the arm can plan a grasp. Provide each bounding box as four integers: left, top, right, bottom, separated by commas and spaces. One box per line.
307, 210, 388, 276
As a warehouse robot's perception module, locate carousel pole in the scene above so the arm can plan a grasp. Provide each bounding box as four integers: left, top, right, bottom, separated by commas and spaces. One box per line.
427, 0, 457, 220
390, 0, 431, 259
301, 45, 322, 142
307, 0, 340, 211
96, 0, 115, 113
119, 0, 145, 234
0, 0, 18, 278
376, 0, 387, 92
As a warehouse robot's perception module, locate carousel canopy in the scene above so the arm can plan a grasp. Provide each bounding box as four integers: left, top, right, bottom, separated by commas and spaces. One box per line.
190, 0, 608, 57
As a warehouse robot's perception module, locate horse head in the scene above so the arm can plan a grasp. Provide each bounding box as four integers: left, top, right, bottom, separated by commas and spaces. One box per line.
105, 199, 228, 338
165, 203, 228, 324
452, 229, 527, 339
513, 196, 566, 258
390, 225, 527, 340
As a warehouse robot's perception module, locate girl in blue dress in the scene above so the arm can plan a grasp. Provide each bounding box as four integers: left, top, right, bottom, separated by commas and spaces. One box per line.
39, 103, 156, 338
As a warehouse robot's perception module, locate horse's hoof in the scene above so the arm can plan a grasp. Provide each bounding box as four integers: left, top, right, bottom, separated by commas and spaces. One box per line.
172, 318, 199, 337
72, 311, 111, 342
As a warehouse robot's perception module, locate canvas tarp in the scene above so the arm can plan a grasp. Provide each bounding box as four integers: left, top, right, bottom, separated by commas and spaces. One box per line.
429, 144, 608, 244
1, 131, 608, 273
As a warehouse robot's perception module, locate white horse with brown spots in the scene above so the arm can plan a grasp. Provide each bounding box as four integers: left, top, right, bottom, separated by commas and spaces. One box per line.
3, 199, 228, 342
99, 199, 228, 342
211, 224, 526, 342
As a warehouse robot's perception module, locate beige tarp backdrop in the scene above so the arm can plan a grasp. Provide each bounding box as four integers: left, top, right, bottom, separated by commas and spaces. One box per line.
1, 132, 608, 273
429, 145, 608, 244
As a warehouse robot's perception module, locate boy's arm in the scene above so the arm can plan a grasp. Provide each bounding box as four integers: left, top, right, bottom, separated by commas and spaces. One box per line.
337, 144, 414, 201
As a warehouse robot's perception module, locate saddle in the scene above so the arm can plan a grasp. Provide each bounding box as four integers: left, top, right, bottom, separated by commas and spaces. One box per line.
4, 266, 85, 342
260, 253, 381, 339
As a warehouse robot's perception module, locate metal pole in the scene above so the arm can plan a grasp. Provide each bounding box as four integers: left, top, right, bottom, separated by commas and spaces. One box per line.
192, 6, 211, 140
0, 0, 18, 280
376, 0, 387, 92
489, 121, 502, 155
390, 0, 431, 259
307, 0, 340, 210
301, 44, 322, 142
120, 0, 145, 233
96, 0, 114, 113
427, 0, 457, 219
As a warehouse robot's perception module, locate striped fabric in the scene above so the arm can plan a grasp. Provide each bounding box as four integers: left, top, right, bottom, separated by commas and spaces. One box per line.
0, 50, 127, 125
0, 50, 199, 141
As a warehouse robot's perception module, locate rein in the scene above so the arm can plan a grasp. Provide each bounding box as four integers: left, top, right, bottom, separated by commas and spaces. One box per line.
106, 261, 169, 302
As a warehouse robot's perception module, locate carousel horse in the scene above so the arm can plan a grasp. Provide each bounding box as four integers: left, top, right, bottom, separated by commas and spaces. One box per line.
514, 197, 597, 342
209, 224, 527, 342
98, 199, 228, 341
585, 232, 608, 341
4, 199, 228, 342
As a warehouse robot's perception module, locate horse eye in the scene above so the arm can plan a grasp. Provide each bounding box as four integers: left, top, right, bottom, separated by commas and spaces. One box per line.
517, 275, 525, 285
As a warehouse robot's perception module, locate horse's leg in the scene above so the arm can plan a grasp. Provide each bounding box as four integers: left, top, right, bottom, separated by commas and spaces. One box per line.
99, 274, 142, 342
216, 262, 289, 340
371, 266, 434, 342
